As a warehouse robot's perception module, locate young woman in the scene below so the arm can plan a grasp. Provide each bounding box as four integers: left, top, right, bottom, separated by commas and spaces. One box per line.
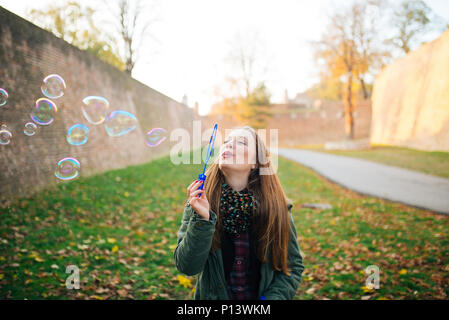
174, 126, 305, 300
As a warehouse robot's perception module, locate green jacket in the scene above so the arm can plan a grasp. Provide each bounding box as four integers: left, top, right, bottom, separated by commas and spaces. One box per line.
174, 202, 305, 300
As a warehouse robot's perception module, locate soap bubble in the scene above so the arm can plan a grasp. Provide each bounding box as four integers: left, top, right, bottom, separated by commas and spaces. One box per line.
0, 88, 8, 107
82, 96, 109, 125
0, 127, 12, 145
31, 98, 58, 125
55, 157, 80, 180
41, 74, 66, 99
24, 122, 37, 136
146, 128, 167, 147
104, 110, 137, 137
66, 124, 89, 146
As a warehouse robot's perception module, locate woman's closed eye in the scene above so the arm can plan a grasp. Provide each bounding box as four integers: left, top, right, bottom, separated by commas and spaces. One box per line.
224, 137, 247, 145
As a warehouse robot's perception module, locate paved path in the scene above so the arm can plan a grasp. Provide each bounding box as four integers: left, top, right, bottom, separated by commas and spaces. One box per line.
274, 148, 449, 215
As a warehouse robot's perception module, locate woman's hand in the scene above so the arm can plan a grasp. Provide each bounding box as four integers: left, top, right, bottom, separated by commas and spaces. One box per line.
186, 180, 210, 220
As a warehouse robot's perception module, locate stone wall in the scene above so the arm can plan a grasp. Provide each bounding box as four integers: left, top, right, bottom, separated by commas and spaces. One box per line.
0, 7, 195, 202
371, 29, 449, 152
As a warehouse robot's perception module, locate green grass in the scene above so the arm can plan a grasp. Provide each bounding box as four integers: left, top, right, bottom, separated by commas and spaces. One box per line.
0, 151, 448, 300
299, 144, 449, 179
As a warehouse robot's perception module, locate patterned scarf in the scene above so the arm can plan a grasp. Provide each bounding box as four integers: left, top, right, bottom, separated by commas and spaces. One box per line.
220, 183, 258, 236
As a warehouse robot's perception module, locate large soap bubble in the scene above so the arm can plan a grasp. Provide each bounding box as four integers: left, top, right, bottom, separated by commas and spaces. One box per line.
41, 74, 66, 99
146, 128, 167, 147
0, 88, 8, 107
66, 124, 89, 146
82, 96, 109, 125
55, 157, 80, 180
0, 126, 12, 145
104, 110, 137, 137
31, 98, 58, 125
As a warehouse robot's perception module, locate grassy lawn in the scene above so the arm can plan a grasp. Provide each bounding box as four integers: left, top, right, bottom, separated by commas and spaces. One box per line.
297, 144, 449, 179
0, 151, 448, 300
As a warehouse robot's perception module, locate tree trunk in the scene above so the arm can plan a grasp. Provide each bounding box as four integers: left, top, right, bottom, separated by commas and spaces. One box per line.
344, 73, 355, 140
360, 78, 368, 100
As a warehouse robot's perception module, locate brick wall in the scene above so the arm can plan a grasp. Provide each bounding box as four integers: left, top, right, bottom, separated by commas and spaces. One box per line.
201, 100, 372, 148
0, 7, 196, 202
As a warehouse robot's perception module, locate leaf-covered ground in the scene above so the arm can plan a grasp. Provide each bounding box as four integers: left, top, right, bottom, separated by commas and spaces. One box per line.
0, 152, 448, 299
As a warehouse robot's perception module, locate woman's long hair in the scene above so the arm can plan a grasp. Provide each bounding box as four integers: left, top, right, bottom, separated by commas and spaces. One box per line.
203, 126, 293, 276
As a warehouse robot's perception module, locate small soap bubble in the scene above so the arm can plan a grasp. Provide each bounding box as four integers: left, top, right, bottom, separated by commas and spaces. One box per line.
41, 74, 66, 99
31, 98, 58, 125
0, 88, 8, 107
55, 157, 80, 180
104, 110, 137, 137
82, 96, 109, 125
24, 122, 37, 136
146, 128, 167, 147
0, 127, 12, 145
66, 124, 89, 146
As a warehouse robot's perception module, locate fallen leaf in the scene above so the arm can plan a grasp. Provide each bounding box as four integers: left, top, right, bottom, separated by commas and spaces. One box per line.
177, 275, 192, 288
117, 289, 128, 297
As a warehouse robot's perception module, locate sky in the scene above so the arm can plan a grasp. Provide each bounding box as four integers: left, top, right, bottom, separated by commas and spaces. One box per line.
1, 0, 448, 115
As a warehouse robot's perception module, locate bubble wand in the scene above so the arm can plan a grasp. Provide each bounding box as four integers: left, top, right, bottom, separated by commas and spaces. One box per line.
197, 123, 218, 197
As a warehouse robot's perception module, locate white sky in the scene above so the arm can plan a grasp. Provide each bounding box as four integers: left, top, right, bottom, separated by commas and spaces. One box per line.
1, 0, 448, 115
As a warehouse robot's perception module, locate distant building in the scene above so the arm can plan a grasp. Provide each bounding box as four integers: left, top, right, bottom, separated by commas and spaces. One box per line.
273, 90, 314, 112
281, 90, 314, 108
193, 101, 199, 116
181, 94, 188, 106
289, 92, 314, 108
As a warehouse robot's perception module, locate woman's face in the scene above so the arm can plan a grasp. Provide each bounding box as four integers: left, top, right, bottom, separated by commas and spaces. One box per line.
218, 129, 257, 173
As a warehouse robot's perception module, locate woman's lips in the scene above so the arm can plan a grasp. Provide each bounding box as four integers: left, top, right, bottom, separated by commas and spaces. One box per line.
221, 151, 233, 158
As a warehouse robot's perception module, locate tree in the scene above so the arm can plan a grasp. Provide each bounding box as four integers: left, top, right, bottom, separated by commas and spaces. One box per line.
213, 31, 272, 128
27, 1, 125, 71
234, 83, 272, 129
104, 0, 159, 75
387, 0, 433, 54
225, 30, 270, 99
306, 75, 342, 101
313, 0, 388, 139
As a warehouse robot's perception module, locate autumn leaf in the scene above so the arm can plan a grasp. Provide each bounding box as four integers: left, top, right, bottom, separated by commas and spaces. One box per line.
28, 251, 44, 262
117, 289, 128, 297
177, 275, 192, 288
111, 245, 119, 253
362, 286, 374, 293
107, 238, 117, 244
399, 269, 407, 275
